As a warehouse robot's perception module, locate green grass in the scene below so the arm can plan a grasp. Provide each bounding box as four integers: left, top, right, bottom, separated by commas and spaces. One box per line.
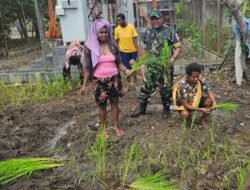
0, 79, 72, 110
89, 126, 107, 176
237, 163, 250, 190
0, 158, 64, 185
120, 142, 140, 185
130, 172, 179, 190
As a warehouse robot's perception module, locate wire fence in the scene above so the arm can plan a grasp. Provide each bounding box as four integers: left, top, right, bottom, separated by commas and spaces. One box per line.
0, 0, 246, 73
176, 0, 235, 56
0, 0, 61, 72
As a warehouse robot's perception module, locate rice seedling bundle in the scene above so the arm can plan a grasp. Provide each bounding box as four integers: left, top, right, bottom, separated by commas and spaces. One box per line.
89, 128, 107, 176
212, 102, 239, 112
160, 42, 172, 85
131, 52, 157, 72
0, 158, 64, 185
130, 172, 179, 190
131, 42, 172, 85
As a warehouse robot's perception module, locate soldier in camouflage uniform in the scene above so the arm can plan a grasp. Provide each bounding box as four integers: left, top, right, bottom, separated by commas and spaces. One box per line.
130, 9, 181, 118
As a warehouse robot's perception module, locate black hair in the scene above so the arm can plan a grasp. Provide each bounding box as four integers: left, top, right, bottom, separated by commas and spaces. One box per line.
185, 63, 202, 75
69, 55, 80, 66
117, 13, 125, 20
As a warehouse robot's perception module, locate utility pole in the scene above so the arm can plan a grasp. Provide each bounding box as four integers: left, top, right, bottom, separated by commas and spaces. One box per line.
152, 0, 157, 9
202, 0, 206, 47
135, 0, 141, 47
34, 0, 47, 71
217, 0, 221, 54
106, 0, 111, 23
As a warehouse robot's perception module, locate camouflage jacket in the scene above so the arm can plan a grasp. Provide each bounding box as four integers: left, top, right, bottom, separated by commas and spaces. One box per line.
143, 25, 181, 56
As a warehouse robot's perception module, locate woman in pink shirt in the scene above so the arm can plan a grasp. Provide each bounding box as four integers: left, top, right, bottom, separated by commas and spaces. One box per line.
80, 19, 130, 138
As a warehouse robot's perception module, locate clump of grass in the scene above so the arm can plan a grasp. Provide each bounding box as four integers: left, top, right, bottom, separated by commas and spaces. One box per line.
0, 157, 64, 185
120, 141, 140, 185
237, 162, 250, 190
212, 103, 239, 112
89, 126, 107, 176
130, 172, 179, 190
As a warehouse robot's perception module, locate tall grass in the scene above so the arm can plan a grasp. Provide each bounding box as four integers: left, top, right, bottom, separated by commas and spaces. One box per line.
0, 158, 64, 185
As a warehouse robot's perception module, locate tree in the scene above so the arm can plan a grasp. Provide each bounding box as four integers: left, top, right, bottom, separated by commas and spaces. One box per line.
223, 0, 250, 45
0, 0, 48, 43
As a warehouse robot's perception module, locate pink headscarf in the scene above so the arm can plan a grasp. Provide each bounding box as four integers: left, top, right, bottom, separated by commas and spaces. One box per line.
86, 19, 114, 68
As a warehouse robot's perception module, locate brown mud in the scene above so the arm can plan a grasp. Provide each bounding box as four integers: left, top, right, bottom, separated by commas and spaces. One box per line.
0, 73, 250, 190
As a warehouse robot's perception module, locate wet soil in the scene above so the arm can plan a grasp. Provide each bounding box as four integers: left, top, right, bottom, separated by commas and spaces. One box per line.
0, 73, 250, 190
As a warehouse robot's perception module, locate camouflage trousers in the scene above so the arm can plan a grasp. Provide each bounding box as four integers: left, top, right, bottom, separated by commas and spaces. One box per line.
138, 66, 174, 109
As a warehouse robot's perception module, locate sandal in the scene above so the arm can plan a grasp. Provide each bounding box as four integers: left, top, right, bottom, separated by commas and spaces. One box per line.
115, 129, 124, 136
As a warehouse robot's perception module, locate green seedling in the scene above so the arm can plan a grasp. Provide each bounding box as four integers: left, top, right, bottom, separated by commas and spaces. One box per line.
130, 172, 179, 190
120, 141, 140, 185
212, 102, 239, 112
237, 163, 250, 190
0, 157, 64, 185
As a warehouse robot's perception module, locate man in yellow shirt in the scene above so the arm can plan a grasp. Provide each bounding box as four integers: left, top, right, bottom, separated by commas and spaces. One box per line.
115, 13, 138, 70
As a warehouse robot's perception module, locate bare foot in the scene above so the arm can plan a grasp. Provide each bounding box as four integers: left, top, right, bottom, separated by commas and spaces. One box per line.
103, 130, 109, 140
200, 119, 209, 129
114, 129, 124, 136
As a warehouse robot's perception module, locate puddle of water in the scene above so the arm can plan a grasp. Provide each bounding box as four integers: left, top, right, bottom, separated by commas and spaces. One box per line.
47, 120, 76, 150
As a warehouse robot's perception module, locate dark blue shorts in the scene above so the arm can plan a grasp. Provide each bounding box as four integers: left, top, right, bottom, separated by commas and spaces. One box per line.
120, 51, 138, 70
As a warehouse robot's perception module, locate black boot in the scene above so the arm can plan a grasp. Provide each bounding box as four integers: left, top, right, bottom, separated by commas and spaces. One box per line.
162, 109, 171, 118
162, 101, 171, 118
130, 102, 147, 117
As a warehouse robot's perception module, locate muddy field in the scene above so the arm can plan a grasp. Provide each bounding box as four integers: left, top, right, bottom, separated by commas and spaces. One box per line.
0, 72, 250, 190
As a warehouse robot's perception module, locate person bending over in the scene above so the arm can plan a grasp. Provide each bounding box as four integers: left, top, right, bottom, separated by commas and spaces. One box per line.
63, 41, 85, 81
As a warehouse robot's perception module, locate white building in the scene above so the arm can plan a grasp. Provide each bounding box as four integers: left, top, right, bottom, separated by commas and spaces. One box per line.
56, 0, 135, 45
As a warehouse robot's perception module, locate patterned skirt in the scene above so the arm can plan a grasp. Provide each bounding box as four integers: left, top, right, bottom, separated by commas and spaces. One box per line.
92, 74, 124, 105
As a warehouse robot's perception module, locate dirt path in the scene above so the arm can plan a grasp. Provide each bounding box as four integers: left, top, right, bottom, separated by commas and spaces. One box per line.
0, 73, 250, 190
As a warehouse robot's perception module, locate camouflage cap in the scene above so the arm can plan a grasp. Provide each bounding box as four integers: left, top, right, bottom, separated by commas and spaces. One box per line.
150, 9, 162, 19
